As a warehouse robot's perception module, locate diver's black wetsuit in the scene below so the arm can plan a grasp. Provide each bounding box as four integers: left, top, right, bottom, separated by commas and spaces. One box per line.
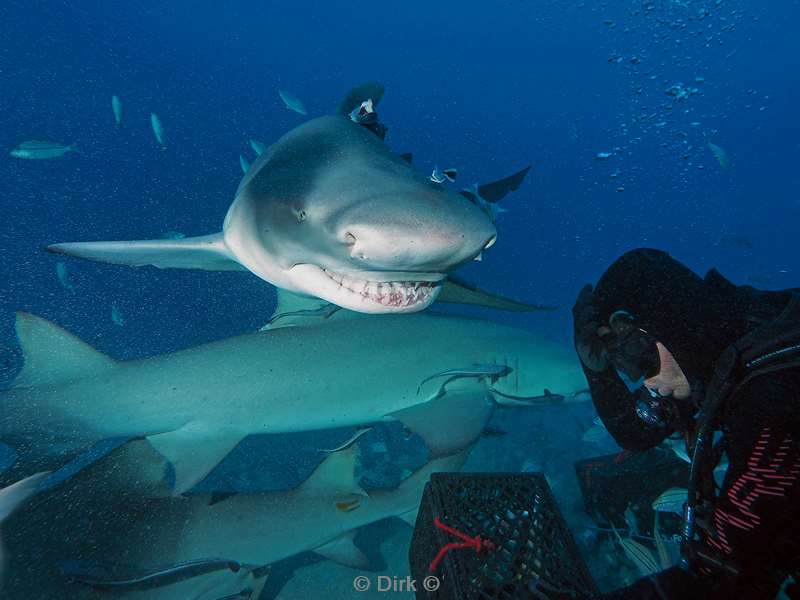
577, 249, 800, 599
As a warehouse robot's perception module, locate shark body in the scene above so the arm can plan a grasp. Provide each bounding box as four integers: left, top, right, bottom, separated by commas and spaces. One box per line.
1, 303, 585, 494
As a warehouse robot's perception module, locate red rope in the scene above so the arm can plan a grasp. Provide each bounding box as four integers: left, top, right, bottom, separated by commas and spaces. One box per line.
428, 517, 496, 573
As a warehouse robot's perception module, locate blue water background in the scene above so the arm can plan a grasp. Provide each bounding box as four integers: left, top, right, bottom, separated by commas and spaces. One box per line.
1, 0, 798, 364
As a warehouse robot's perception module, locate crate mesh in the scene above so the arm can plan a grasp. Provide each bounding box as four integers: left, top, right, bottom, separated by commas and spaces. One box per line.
409, 473, 597, 600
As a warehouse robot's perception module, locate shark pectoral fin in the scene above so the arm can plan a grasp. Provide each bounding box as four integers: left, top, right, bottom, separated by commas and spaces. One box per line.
438, 277, 558, 312
314, 530, 371, 570
397, 507, 419, 527
47, 233, 246, 272
13, 312, 116, 388
387, 386, 494, 458
298, 445, 366, 497
146, 425, 246, 495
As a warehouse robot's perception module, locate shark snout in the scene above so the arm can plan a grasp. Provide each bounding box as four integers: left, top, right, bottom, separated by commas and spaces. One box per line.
338, 220, 497, 271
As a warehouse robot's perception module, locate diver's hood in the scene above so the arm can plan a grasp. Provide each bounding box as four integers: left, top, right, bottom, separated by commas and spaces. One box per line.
592, 248, 753, 389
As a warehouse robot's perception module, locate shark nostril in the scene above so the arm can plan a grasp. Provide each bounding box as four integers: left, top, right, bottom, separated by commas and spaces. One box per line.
344, 232, 356, 245
484, 235, 497, 250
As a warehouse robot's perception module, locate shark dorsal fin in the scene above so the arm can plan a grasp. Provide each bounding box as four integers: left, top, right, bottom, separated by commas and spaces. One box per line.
297, 445, 366, 497
337, 81, 386, 116
13, 312, 116, 388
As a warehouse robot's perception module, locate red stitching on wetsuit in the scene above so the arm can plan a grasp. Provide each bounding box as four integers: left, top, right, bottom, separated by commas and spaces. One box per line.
705, 428, 799, 556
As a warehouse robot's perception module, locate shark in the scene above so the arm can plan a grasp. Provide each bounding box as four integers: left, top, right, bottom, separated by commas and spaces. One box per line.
0, 472, 49, 590
0, 292, 586, 495
46, 83, 505, 314
2, 436, 471, 599
101, 444, 471, 599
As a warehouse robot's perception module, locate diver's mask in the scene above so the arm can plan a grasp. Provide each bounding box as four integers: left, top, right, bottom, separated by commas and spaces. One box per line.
602, 310, 661, 381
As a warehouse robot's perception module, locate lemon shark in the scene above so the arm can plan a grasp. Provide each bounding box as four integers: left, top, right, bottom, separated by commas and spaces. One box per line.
47, 83, 501, 314
0, 294, 586, 496
3, 437, 471, 599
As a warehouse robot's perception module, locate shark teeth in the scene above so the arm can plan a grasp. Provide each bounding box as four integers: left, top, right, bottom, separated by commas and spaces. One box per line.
322, 269, 439, 308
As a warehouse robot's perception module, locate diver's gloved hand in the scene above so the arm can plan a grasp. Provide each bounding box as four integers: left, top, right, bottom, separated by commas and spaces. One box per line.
573, 284, 609, 372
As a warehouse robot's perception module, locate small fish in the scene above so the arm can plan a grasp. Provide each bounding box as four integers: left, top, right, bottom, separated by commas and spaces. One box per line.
259, 303, 342, 331
653, 512, 671, 569
430, 166, 458, 184
56, 262, 76, 293
158, 230, 186, 240
595, 152, 613, 160
664, 437, 690, 463
716, 234, 753, 250
581, 424, 609, 444
150, 113, 166, 148
63, 558, 241, 591
652, 487, 688, 515
239, 155, 250, 174
249, 139, 266, 155
614, 529, 660, 577
335, 499, 360, 513
10, 140, 76, 159
278, 89, 307, 115
707, 142, 730, 169
417, 364, 512, 394
349, 99, 377, 124
111, 302, 125, 327
111, 95, 122, 127
319, 427, 372, 453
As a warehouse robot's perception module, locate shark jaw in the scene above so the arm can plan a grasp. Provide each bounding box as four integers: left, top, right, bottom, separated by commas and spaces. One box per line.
291, 264, 445, 313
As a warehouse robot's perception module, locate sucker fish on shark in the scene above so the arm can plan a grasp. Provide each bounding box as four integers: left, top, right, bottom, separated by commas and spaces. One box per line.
0, 291, 587, 496
46, 83, 529, 315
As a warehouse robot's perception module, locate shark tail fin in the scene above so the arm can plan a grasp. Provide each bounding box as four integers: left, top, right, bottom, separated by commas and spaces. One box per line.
337, 81, 386, 116
12, 312, 116, 388
46, 233, 245, 272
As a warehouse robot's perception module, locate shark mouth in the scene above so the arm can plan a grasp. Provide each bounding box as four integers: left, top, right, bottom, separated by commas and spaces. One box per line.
321, 268, 443, 310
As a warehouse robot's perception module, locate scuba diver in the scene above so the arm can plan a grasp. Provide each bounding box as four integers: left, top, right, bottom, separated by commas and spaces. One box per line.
572, 248, 799, 599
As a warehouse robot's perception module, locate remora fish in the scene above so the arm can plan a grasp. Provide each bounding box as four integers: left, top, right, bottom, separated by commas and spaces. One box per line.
47, 84, 501, 315
112, 95, 122, 127
651, 487, 688, 515
10, 141, 76, 160
0, 294, 587, 495
239, 155, 250, 174
150, 113, 166, 148
55, 262, 75, 293
707, 142, 730, 169
249, 139, 266, 155
278, 89, 307, 115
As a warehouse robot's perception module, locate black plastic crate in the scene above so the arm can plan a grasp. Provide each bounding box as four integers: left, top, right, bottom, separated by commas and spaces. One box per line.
575, 449, 689, 530
409, 472, 597, 600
